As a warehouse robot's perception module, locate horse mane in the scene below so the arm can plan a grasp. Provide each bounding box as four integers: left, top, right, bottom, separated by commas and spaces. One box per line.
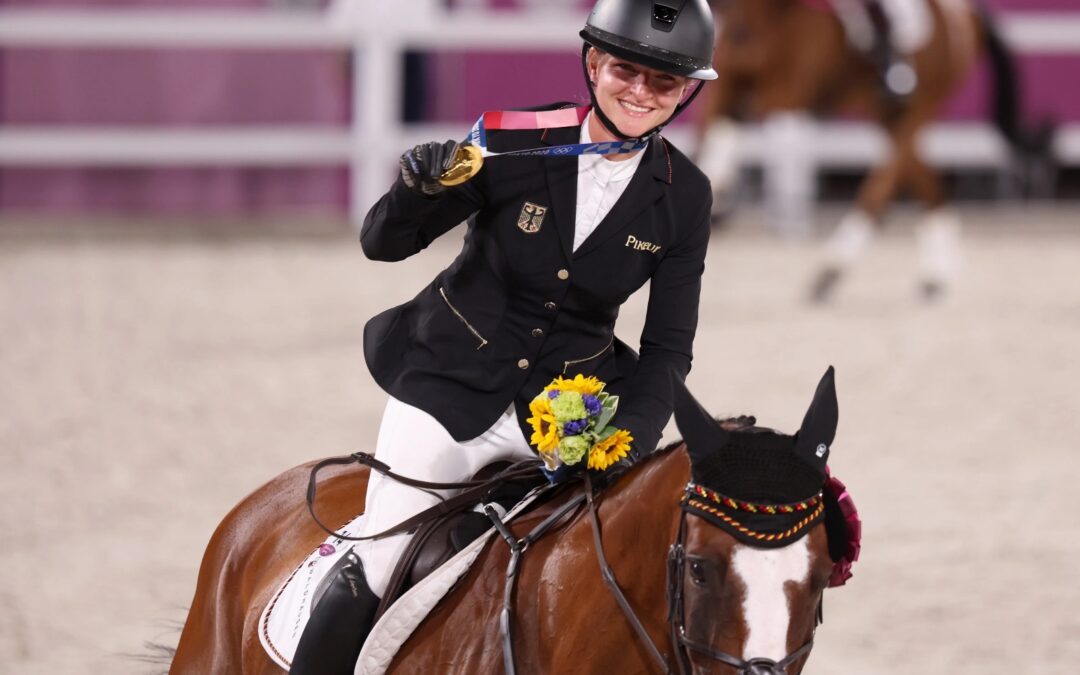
655, 414, 759, 455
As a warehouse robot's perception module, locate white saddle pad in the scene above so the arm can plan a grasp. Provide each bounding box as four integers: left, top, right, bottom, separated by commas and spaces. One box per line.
259, 493, 541, 674
830, 0, 933, 55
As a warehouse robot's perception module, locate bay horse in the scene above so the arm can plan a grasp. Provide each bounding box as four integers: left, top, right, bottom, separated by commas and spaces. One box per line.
696, 0, 1050, 300
171, 368, 858, 674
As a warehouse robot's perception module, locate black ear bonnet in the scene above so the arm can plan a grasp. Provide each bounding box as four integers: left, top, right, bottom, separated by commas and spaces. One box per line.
674, 367, 839, 549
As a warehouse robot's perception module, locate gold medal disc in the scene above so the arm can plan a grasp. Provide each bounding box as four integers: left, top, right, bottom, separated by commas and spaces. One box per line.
438, 144, 484, 187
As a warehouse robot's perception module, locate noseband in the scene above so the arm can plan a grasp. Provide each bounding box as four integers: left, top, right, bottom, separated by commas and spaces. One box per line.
667, 508, 818, 675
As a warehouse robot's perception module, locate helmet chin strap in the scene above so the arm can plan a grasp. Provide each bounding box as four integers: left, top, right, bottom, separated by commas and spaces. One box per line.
580, 43, 707, 143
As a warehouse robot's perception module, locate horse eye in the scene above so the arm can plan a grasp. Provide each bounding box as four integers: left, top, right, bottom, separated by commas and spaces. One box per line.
688, 559, 707, 585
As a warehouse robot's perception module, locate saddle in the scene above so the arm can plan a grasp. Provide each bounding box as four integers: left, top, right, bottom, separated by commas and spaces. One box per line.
833, 0, 920, 108
308, 458, 546, 623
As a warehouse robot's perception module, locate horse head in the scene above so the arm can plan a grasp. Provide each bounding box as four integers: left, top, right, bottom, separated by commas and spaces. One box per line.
671, 367, 851, 674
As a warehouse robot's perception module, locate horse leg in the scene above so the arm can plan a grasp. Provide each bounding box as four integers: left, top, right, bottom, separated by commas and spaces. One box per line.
899, 142, 961, 299
807, 148, 903, 302
698, 117, 741, 224
755, 8, 849, 240
694, 67, 742, 224
809, 98, 943, 303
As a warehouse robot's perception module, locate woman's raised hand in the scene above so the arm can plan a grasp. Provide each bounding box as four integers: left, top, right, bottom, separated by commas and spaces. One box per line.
399, 140, 462, 197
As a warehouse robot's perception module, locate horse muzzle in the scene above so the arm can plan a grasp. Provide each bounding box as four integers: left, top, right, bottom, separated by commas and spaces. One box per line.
743, 657, 788, 675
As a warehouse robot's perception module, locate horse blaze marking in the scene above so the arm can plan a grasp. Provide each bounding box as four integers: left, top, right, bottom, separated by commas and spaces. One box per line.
732, 538, 810, 662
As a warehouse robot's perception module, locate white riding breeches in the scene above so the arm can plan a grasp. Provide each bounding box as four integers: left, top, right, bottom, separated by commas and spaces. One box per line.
354, 396, 535, 598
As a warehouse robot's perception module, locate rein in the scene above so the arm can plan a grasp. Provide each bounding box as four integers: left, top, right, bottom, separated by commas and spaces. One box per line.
306, 453, 820, 674
305, 452, 542, 542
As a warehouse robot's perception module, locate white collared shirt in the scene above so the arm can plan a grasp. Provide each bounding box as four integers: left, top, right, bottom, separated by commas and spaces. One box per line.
573, 112, 645, 252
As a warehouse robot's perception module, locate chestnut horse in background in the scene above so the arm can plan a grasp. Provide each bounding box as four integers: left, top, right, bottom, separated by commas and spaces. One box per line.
696, 0, 1051, 300
171, 369, 856, 674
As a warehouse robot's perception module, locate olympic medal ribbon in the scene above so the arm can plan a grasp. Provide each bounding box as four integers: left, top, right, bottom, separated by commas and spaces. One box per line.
438, 106, 649, 186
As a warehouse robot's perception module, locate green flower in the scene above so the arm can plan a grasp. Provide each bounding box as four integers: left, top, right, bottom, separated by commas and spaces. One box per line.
557, 434, 591, 465
550, 391, 587, 424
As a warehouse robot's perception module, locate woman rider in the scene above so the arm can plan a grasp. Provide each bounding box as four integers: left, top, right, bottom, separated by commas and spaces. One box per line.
290, 1, 717, 672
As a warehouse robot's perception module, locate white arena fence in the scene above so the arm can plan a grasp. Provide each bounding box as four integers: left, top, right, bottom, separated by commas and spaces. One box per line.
0, 2, 1078, 225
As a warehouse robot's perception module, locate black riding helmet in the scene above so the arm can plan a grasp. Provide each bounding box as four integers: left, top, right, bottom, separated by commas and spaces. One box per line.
580, 0, 717, 140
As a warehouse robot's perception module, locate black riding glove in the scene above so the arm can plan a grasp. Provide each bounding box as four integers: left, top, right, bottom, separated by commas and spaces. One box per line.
590, 445, 645, 490
399, 139, 461, 197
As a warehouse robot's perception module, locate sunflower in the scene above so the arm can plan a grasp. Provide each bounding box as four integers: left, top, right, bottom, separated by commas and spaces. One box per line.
526, 396, 560, 455
587, 429, 634, 471
544, 373, 605, 397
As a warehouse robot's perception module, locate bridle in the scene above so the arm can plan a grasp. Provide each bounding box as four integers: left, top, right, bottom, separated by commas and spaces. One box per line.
665, 509, 818, 675
584, 474, 824, 675
309, 453, 824, 675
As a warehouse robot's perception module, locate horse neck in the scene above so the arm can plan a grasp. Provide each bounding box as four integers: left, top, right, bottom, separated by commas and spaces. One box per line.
597, 447, 691, 588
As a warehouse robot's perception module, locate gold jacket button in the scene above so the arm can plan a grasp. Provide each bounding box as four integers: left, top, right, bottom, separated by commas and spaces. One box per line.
532, 328, 544, 337
557, 269, 569, 280
544, 301, 557, 311
517, 358, 530, 369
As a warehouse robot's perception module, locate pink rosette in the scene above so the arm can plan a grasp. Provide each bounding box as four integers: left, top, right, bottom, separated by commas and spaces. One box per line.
824, 468, 861, 588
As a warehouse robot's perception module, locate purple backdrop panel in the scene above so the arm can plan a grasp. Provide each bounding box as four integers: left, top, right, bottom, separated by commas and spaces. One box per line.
0, 0, 330, 8
941, 53, 1080, 123
1, 47, 349, 214
427, 51, 588, 124
450, 0, 1077, 11
0, 167, 347, 214
2, 48, 349, 125
983, 0, 1079, 10
425, 50, 708, 127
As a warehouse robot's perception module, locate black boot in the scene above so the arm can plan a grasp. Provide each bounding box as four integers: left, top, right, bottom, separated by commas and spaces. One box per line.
290, 549, 380, 675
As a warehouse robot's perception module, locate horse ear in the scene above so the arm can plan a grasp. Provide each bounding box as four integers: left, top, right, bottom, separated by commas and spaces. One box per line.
674, 379, 729, 462
793, 366, 838, 475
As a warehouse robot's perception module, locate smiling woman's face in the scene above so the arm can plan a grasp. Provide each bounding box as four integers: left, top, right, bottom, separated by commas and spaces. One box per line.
586, 48, 690, 141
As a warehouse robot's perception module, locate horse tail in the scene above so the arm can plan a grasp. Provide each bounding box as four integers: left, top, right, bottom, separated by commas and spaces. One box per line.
976, 4, 1056, 160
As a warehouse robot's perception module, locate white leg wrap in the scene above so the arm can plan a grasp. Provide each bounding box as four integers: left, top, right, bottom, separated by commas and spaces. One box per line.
355, 397, 534, 597
824, 210, 876, 266
915, 208, 963, 284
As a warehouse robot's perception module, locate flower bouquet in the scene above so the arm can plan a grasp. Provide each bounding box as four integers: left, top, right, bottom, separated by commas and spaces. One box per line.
525, 374, 633, 473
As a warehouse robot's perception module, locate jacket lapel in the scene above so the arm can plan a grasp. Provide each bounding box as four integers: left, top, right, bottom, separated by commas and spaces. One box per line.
540, 125, 581, 262
573, 136, 670, 258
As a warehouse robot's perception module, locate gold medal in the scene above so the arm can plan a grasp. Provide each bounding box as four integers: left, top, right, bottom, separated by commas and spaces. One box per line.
438, 144, 484, 187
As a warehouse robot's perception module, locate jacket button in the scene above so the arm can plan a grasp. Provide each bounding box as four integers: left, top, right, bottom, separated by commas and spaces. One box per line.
532, 328, 544, 337
517, 359, 529, 369
544, 301, 557, 311
557, 269, 569, 280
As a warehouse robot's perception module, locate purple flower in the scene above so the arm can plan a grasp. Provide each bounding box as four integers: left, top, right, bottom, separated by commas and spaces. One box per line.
548, 390, 560, 399
563, 418, 589, 435
583, 394, 602, 417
